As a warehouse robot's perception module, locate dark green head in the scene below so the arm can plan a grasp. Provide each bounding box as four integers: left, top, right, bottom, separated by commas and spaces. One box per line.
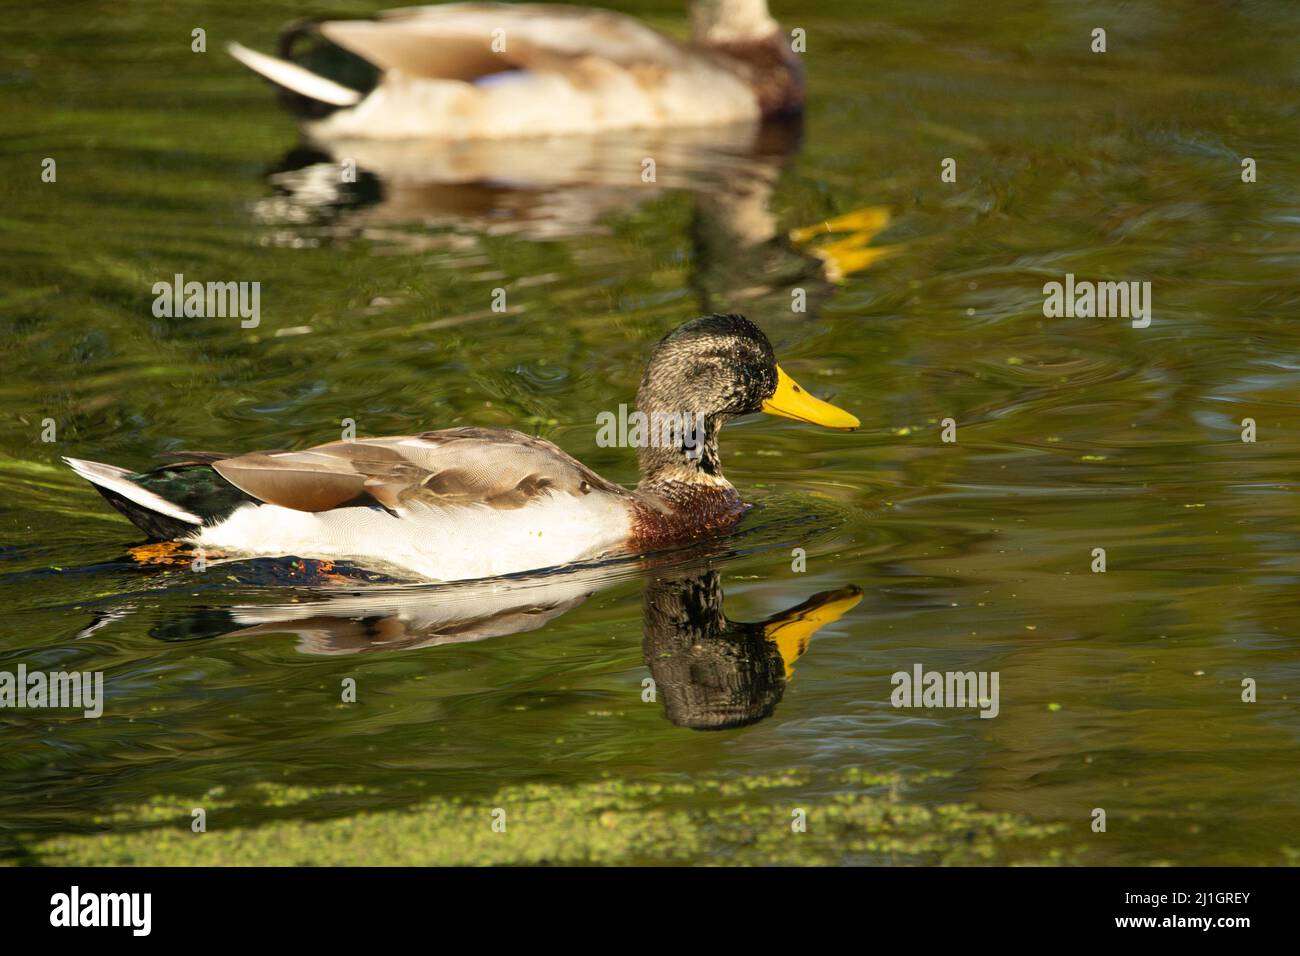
635, 313, 859, 481
637, 313, 779, 424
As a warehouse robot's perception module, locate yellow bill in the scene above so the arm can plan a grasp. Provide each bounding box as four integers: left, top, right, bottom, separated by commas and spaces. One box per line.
762, 366, 860, 430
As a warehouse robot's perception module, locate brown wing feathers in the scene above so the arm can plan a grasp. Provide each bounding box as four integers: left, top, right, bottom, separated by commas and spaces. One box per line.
317, 7, 690, 83
210, 428, 629, 514
212, 450, 372, 512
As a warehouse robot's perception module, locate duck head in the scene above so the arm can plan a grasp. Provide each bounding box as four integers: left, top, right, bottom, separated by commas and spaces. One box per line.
635, 313, 858, 483
689, 0, 803, 118
690, 0, 779, 44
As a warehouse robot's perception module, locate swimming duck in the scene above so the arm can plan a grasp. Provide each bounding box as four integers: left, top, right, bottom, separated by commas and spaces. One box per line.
63, 314, 857, 582
228, 1, 802, 140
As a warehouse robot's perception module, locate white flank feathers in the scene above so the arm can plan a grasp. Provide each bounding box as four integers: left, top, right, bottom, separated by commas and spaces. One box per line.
194, 489, 631, 582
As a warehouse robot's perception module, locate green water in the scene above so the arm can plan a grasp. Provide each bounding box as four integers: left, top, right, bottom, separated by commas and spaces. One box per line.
2, 0, 1299, 865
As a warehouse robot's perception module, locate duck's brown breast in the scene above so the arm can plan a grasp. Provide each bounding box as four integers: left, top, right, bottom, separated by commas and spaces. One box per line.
627, 482, 748, 552
703, 32, 805, 119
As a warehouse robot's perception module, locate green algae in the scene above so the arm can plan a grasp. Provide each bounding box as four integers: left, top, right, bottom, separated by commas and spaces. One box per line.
28, 771, 1076, 867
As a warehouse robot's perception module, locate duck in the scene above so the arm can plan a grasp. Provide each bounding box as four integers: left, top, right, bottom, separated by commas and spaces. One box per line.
63, 313, 858, 582
227, 1, 802, 141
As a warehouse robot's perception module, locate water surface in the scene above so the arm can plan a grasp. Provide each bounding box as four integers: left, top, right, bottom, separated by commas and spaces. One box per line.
1, 0, 1299, 865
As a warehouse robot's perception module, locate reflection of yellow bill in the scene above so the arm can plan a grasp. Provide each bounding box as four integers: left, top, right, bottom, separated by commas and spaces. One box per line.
762, 366, 859, 430
789, 205, 898, 282
809, 239, 899, 282
765, 587, 864, 680
789, 206, 891, 245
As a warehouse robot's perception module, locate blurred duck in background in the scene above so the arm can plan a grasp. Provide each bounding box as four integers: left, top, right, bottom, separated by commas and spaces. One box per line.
229, 1, 803, 140
234, 5, 899, 313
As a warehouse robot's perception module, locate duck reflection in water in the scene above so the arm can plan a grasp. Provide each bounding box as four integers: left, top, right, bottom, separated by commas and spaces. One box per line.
134, 556, 860, 730
255, 117, 896, 323
641, 567, 860, 730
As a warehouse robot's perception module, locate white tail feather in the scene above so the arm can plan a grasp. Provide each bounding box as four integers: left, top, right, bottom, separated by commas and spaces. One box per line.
227, 41, 363, 107
63, 457, 203, 526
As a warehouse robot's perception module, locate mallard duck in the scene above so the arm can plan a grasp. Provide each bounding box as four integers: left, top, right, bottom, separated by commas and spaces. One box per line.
63, 314, 857, 581
228, 1, 802, 140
